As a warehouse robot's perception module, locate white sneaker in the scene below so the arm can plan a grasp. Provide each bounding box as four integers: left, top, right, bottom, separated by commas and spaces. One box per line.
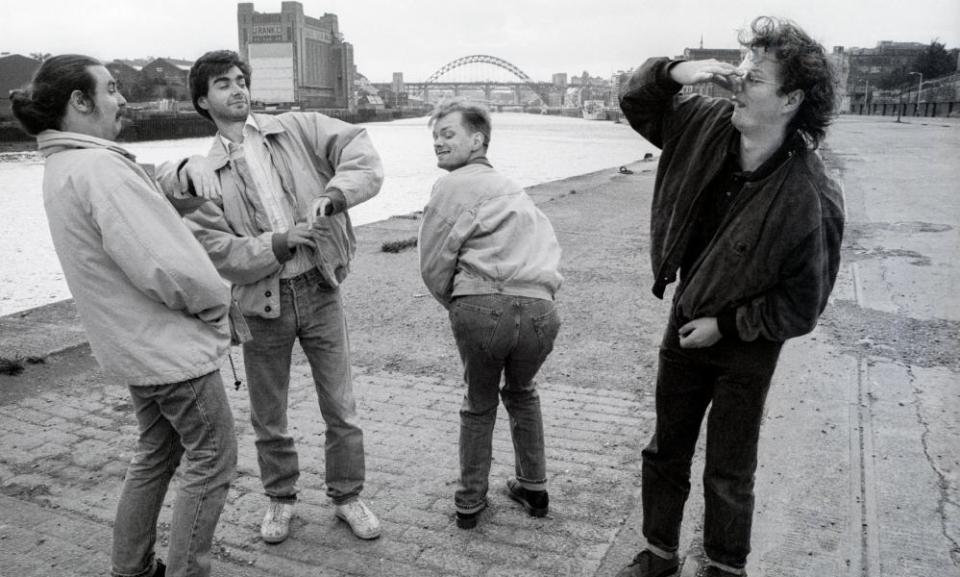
261, 500, 295, 544
334, 498, 381, 539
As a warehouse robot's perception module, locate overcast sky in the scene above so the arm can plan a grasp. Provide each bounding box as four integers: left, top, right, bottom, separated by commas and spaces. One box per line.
3, 0, 959, 81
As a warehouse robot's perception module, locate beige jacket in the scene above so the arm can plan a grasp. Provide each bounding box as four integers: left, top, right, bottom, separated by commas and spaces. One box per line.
418, 159, 563, 308
38, 130, 231, 386
156, 112, 383, 318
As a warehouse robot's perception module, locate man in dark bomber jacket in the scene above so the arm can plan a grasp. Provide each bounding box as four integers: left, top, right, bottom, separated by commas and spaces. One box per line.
615, 17, 844, 577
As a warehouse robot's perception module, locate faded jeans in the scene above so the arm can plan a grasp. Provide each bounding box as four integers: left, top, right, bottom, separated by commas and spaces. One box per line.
242, 268, 365, 504
641, 309, 782, 570
112, 370, 237, 577
449, 294, 561, 514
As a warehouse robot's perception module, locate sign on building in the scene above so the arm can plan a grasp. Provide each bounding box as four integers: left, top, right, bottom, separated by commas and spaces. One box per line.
249, 43, 295, 103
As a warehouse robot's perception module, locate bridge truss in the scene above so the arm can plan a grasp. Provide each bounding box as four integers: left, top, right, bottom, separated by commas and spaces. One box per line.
411, 54, 555, 105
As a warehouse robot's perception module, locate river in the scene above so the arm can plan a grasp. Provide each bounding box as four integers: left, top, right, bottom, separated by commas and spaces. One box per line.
0, 112, 655, 316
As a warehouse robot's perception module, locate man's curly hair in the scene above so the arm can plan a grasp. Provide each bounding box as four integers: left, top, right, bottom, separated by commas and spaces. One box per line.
740, 16, 837, 149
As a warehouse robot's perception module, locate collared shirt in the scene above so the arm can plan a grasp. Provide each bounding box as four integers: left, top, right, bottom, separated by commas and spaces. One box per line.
221, 116, 313, 277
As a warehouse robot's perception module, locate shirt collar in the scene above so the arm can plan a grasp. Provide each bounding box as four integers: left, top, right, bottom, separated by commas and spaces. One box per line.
468, 155, 492, 168
36, 129, 137, 161
218, 115, 261, 151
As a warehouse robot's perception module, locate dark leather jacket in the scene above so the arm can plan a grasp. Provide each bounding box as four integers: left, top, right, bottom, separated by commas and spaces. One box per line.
620, 57, 845, 342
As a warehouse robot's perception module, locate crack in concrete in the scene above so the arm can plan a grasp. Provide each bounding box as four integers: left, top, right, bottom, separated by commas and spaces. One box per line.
907, 364, 960, 566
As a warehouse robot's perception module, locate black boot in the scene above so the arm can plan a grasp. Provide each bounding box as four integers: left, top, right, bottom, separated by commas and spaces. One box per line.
506, 478, 548, 517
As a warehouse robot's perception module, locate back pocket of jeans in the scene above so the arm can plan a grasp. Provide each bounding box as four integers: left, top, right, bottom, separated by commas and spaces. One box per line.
449, 299, 503, 352
532, 306, 561, 358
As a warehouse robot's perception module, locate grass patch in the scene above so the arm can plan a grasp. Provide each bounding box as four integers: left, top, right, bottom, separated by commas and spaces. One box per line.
381, 237, 418, 253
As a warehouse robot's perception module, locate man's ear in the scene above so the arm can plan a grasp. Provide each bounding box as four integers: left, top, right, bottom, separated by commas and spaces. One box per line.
69, 90, 93, 114
471, 130, 484, 151
783, 89, 804, 114
197, 95, 210, 113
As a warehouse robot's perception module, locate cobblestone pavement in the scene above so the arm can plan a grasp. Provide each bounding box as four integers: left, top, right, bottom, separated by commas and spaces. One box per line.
0, 355, 651, 577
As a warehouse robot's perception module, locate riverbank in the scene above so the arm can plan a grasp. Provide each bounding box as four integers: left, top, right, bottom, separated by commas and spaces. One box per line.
0, 107, 430, 154
1, 115, 958, 576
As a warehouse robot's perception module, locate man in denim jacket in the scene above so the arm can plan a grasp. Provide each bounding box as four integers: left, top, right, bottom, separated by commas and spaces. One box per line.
419, 98, 563, 530
157, 50, 383, 544
615, 17, 844, 577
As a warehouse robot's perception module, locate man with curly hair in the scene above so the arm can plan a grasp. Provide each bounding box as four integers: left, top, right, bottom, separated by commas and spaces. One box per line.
615, 17, 845, 577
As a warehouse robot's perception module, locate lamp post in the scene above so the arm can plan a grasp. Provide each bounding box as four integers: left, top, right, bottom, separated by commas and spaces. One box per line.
908, 71, 923, 117
896, 82, 904, 123
858, 79, 871, 115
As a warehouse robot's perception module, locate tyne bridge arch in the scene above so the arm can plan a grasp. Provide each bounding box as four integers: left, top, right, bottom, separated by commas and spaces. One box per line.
407, 54, 555, 106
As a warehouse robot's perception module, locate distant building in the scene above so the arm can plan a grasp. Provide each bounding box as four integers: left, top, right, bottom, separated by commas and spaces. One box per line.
140, 57, 192, 100
610, 69, 633, 102
0, 54, 40, 119
354, 71, 384, 111
105, 60, 144, 97
843, 41, 927, 98
680, 47, 743, 97
238, 1, 355, 109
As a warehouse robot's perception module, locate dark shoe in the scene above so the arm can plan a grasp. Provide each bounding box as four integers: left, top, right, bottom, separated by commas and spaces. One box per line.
615, 549, 680, 577
152, 560, 166, 577
456, 503, 487, 529
506, 478, 548, 517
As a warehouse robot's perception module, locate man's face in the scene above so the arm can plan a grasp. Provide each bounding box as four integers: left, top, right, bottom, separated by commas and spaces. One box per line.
432, 111, 483, 171
86, 65, 126, 141
198, 66, 250, 123
730, 49, 790, 134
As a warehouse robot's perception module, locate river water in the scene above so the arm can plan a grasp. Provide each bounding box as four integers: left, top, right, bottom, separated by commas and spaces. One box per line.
0, 113, 655, 316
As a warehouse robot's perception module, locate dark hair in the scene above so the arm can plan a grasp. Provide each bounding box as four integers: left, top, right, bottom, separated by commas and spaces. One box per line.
189, 50, 252, 121
429, 97, 492, 148
10, 54, 101, 136
739, 16, 836, 149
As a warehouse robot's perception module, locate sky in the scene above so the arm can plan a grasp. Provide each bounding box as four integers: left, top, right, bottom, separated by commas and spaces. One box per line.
2, 0, 959, 82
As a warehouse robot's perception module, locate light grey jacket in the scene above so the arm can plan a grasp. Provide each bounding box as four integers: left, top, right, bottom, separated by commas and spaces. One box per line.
418, 159, 563, 308
157, 112, 383, 318
38, 130, 231, 386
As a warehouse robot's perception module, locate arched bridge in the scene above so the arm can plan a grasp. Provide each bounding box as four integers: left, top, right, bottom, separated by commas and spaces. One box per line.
402, 54, 557, 105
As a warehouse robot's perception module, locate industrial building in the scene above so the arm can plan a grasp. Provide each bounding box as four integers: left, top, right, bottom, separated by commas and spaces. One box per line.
238, 1, 355, 109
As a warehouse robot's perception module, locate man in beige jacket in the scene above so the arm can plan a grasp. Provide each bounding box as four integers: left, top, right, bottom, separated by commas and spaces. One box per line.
12, 54, 236, 577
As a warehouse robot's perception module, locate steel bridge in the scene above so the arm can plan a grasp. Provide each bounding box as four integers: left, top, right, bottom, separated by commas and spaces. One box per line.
384, 55, 559, 105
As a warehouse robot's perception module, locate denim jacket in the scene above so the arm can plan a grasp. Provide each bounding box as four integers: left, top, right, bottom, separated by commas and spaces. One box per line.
157, 112, 383, 318
619, 58, 845, 342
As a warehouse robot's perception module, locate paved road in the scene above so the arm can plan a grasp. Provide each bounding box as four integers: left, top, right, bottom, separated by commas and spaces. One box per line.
1, 115, 957, 576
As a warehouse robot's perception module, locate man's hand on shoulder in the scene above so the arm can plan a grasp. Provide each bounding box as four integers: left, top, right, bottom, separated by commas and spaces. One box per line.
182, 155, 222, 201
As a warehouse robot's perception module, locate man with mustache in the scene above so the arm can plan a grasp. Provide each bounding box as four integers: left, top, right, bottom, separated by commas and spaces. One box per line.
12, 54, 236, 577
615, 16, 844, 577
158, 50, 383, 544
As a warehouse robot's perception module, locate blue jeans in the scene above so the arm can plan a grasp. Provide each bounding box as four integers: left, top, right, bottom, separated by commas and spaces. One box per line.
641, 309, 782, 569
448, 295, 561, 514
112, 370, 237, 577
242, 268, 365, 504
